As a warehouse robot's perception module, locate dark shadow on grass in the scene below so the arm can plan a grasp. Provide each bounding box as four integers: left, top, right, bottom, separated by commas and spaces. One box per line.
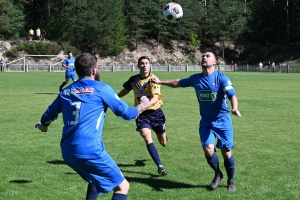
10, 180, 32, 184
121, 170, 210, 191
47, 159, 65, 165
125, 176, 208, 191
65, 172, 77, 175
118, 159, 147, 167
35, 93, 58, 95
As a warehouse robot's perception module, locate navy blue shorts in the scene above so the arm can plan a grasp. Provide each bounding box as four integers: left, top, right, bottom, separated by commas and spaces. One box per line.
136, 108, 166, 134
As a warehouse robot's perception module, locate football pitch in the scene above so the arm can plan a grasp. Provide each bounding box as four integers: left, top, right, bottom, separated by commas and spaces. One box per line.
0, 71, 299, 199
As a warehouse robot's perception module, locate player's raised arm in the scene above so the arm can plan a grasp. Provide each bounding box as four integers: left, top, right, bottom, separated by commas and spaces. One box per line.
151, 77, 181, 88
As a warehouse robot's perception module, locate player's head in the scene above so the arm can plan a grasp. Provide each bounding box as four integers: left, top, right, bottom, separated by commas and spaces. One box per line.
137, 56, 151, 74
75, 53, 99, 80
201, 52, 217, 68
68, 51, 73, 58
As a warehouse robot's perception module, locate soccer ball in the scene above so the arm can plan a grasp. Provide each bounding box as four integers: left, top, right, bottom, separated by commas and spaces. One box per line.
163, 2, 183, 23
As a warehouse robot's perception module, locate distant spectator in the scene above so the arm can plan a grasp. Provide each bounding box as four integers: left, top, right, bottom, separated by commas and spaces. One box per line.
0, 58, 5, 72
234, 63, 237, 72
271, 61, 275, 73
230, 61, 234, 70
259, 62, 263, 72
29, 28, 34, 41
36, 27, 41, 41
41, 29, 46, 42
278, 63, 281, 71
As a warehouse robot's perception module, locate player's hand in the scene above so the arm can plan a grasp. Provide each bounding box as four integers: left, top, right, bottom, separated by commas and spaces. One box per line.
139, 96, 150, 107
151, 77, 161, 84
35, 122, 48, 132
231, 109, 242, 117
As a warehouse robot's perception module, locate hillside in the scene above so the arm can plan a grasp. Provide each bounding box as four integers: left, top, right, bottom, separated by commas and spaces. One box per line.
0, 40, 228, 65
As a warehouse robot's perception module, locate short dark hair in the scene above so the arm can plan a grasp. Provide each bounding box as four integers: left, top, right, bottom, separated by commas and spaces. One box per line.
75, 53, 97, 78
138, 56, 151, 65
211, 51, 218, 62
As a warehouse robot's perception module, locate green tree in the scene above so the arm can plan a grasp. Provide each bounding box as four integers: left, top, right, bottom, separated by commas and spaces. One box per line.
0, 0, 25, 39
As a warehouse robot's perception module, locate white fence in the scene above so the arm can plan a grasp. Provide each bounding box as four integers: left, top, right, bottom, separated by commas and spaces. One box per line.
3, 63, 299, 73
1, 54, 299, 73
1, 54, 300, 73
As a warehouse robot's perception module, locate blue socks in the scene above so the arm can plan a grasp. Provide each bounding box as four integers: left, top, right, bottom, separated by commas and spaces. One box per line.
86, 183, 128, 200
147, 143, 162, 166
205, 152, 221, 175
112, 193, 127, 200
224, 155, 235, 183
86, 183, 98, 200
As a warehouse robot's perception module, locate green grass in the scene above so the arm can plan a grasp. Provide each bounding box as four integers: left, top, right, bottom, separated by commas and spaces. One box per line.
0, 71, 299, 200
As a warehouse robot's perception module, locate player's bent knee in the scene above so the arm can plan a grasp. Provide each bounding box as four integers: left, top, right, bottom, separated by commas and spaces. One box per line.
114, 179, 130, 194
203, 144, 215, 156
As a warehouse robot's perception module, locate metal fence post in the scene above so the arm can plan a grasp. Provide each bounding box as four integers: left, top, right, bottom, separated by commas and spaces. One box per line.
168, 64, 170, 72
23, 56, 26, 72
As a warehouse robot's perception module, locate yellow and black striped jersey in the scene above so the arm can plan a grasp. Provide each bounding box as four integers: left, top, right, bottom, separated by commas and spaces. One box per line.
122, 73, 163, 110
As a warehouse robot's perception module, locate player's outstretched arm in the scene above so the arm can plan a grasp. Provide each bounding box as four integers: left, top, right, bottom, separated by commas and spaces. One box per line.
118, 88, 130, 98
230, 96, 242, 117
151, 77, 181, 88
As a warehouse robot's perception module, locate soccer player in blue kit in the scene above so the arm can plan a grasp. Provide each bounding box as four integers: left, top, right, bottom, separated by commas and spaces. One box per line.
35, 53, 150, 200
59, 51, 77, 92
152, 52, 242, 192
118, 56, 168, 176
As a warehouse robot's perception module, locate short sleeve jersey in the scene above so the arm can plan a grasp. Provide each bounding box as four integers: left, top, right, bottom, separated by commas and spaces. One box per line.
179, 71, 236, 120
62, 57, 76, 74
40, 78, 138, 159
122, 73, 163, 110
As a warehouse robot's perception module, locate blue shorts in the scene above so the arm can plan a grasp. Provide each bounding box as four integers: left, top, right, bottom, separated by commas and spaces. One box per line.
65, 72, 76, 81
136, 108, 166, 134
63, 151, 124, 194
199, 114, 234, 150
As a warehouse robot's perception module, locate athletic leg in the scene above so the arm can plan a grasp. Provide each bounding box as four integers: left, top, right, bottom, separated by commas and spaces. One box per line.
139, 128, 162, 166
86, 183, 98, 200
200, 123, 223, 189
59, 80, 68, 92
155, 132, 167, 147
112, 179, 129, 200
221, 149, 236, 191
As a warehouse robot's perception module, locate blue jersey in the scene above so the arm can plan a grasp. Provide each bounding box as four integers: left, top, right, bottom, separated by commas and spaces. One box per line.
62, 57, 76, 74
179, 71, 236, 120
40, 78, 138, 159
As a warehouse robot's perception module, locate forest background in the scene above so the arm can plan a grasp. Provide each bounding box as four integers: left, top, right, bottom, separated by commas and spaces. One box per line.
0, 0, 299, 65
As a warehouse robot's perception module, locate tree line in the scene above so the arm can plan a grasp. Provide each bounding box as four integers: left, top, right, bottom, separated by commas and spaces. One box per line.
0, 0, 298, 63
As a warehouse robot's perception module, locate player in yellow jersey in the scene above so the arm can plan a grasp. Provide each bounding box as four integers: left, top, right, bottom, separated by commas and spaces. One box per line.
118, 56, 168, 176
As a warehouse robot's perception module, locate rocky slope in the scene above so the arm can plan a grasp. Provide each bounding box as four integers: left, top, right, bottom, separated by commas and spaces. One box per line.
0, 40, 226, 65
